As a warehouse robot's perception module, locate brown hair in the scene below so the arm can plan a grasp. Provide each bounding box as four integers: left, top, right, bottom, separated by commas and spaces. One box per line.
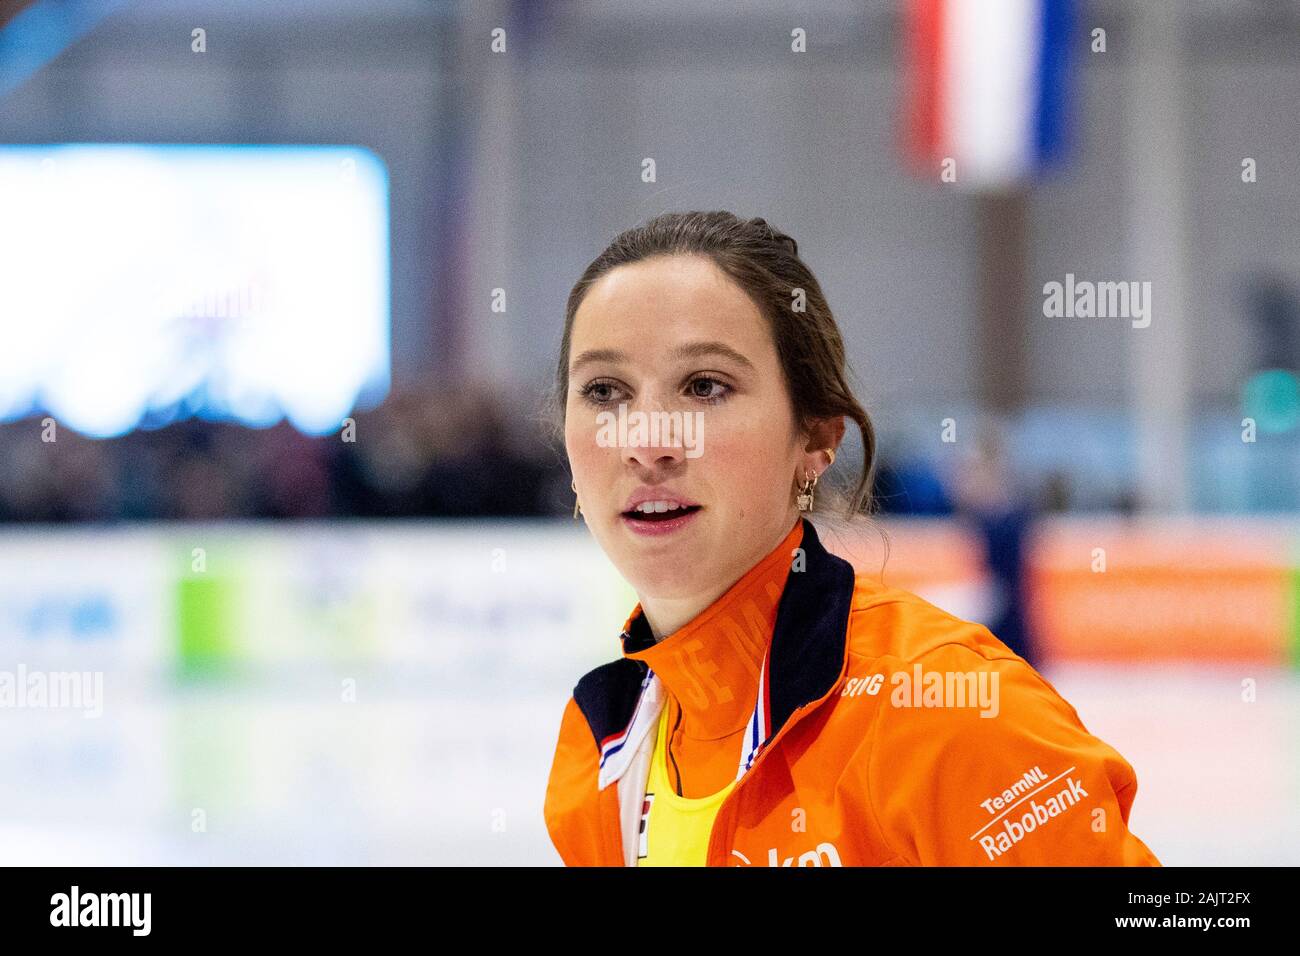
546, 210, 878, 519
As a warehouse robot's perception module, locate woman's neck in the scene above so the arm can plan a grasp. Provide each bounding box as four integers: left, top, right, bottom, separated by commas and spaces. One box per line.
636, 513, 801, 642
638, 589, 725, 643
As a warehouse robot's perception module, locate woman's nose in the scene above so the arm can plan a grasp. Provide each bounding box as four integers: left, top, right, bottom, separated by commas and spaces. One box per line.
616, 396, 690, 470
623, 440, 685, 472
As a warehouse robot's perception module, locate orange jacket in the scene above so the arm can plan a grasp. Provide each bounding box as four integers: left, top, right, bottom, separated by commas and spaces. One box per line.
544, 518, 1161, 866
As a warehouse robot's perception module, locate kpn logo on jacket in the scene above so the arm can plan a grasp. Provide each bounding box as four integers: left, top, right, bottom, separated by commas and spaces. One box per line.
730, 841, 842, 867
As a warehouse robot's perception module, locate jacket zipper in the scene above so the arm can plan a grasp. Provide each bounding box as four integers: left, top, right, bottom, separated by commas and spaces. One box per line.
614, 645, 849, 866
667, 697, 685, 796
704, 677, 844, 866
613, 694, 821, 867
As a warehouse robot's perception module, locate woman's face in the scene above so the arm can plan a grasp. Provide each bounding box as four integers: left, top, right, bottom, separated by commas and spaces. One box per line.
564, 253, 808, 602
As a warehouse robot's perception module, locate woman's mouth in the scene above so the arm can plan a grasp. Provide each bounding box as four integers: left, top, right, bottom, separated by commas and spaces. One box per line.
620, 501, 703, 536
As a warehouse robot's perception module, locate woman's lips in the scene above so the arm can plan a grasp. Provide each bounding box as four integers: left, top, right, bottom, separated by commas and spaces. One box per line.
619, 505, 703, 537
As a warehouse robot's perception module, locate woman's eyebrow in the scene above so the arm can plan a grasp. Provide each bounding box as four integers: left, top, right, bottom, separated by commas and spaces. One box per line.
570, 341, 755, 374
672, 340, 755, 370
569, 348, 626, 374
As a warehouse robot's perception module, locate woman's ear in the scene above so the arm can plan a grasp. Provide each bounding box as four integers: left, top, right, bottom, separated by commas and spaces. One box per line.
802, 415, 845, 472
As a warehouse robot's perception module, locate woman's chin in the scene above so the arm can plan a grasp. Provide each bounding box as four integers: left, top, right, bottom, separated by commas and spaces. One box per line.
596, 511, 725, 595
611, 551, 708, 600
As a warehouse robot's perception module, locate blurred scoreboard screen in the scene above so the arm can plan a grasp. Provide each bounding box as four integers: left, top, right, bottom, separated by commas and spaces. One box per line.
0, 144, 390, 437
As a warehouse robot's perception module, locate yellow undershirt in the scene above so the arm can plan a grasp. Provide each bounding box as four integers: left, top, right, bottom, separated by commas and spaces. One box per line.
636, 702, 737, 866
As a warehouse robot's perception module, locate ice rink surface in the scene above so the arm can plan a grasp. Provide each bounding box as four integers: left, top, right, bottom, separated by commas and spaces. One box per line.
2, 661, 1295, 866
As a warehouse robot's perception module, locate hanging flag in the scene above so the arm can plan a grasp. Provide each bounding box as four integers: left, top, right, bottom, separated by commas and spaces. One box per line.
905, 0, 1076, 188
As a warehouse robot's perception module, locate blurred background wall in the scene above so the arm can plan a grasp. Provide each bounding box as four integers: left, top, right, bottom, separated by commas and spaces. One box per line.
0, 0, 1297, 865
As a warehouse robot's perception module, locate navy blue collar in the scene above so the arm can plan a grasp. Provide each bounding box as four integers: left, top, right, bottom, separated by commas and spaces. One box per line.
572, 517, 857, 753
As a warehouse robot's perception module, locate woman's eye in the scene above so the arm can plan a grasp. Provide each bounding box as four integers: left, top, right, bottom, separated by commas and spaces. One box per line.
578, 380, 623, 405
688, 377, 730, 403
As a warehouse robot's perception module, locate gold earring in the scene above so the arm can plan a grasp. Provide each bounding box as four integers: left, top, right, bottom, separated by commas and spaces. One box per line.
796, 468, 818, 512
571, 479, 581, 519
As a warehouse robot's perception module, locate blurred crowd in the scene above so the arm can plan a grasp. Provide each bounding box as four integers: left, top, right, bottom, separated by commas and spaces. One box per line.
0, 385, 573, 522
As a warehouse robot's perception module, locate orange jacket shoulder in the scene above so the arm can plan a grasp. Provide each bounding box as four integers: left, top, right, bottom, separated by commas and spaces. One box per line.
839, 574, 1161, 866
